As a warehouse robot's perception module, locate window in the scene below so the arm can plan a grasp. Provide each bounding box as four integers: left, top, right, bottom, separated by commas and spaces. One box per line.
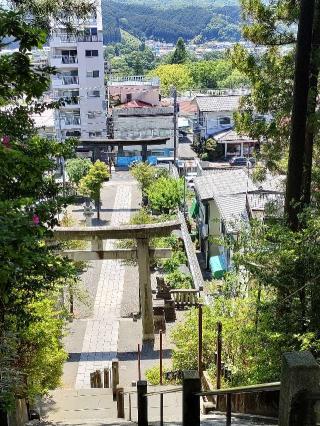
88, 111, 101, 119
86, 70, 100, 78
87, 90, 100, 97
85, 50, 98, 57
89, 131, 102, 138
126, 93, 132, 102
66, 130, 81, 137
219, 116, 231, 126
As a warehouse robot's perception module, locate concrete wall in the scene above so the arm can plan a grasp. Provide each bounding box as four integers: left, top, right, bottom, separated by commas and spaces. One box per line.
109, 85, 160, 106
201, 111, 234, 137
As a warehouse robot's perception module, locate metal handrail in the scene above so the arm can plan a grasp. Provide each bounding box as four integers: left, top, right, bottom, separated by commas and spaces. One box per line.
144, 387, 183, 397
196, 381, 281, 397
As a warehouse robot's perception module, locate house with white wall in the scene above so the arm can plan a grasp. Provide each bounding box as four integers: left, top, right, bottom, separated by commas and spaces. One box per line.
193, 95, 240, 139
193, 169, 284, 276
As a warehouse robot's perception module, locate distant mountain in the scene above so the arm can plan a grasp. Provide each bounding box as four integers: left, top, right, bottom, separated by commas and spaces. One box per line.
102, 0, 242, 44
111, 0, 239, 8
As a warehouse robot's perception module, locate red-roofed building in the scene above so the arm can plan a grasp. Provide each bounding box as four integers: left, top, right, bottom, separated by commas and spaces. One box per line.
107, 76, 175, 160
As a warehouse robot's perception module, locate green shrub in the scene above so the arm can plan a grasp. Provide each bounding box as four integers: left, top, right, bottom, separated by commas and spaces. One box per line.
147, 177, 184, 214
165, 270, 193, 289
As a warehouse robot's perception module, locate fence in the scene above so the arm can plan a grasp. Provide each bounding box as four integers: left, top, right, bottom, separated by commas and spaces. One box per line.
127, 351, 320, 426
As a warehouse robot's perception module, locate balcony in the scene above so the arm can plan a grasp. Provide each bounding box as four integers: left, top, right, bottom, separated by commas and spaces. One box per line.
50, 35, 77, 47
57, 96, 80, 107
51, 55, 78, 67
61, 116, 81, 127
52, 76, 79, 88
77, 35, 103, 42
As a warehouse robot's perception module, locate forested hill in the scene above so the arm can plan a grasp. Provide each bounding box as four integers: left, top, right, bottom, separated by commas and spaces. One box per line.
102, 0, 241, 44
111, 0, 238, 8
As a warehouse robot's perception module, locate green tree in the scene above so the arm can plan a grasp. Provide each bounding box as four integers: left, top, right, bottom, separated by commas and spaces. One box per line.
148, 64, 194, 96
0, 1, 101, 414
79, 160, 110, 220
170, 37, 188, 64
146, 176, 184, 214
66, 158, 92, 187
130, 162, 158, 193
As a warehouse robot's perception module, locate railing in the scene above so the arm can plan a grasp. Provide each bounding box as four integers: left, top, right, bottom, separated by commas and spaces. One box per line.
170, 289, 200, 309
57, 96, 80, 105
107, 75, 160, 86
62, 117, 81, 126
77, 35, 102, 42
51, 55, 78, 64
197, 382, 281, 426
53, 76, 79, 85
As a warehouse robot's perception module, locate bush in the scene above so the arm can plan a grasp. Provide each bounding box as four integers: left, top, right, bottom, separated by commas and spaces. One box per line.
145, 365, 179, 385
147, 177, 184, 214
165, 270, 193, 289
66, 158, 92, 186
159, 250, 187, 273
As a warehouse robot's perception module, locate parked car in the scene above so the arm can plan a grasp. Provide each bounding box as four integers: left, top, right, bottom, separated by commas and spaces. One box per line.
229, 156, 248, 166
247, 157, 256, 167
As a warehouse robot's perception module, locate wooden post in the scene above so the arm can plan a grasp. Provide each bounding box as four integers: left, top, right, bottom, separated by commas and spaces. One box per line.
160, 393, 164, 426
182, 370, 201, 426
160, 330, 163, 385
136, 238, 154, 342
137, 380, 148, 426
142, 144, 148, 162
138, 344, 141, 381
90, 372, 95, 388
96, 370, 102, 388
198, 304, 203, 378
117, 387, 125, 418
128, 393, 132, 421
104, 368, 110, 388
216, 321, 222, 389
112, 359, 119, 401
226, 393, 231, 426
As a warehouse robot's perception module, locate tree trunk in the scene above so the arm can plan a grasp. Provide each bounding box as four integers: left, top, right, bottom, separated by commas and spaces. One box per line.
285, 0, 315, 230
97, 191, 100, 221
302, 0, 320, 206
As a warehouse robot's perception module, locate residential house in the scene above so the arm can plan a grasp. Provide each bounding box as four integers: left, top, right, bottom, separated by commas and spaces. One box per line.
107, 76, 175, 164
192, 95, 240, 139
214, 129, 259, 158
193, 169, 284, 276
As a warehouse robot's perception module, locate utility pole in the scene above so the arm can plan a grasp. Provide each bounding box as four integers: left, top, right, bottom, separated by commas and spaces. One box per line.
172, 87, 178, 164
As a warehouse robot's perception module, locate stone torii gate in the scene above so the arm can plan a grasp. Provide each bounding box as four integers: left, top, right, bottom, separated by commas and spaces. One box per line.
53, 220, 180, 342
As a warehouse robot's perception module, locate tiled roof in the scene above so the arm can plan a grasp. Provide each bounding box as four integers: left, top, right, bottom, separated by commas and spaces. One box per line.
215, 193, 248, 232
179, 100, 197, 116
194, 169, 285, 233
214, 129, 257, 143
195, 96, 240, 112
118, 100, 152, 108
194, 169, 256, 201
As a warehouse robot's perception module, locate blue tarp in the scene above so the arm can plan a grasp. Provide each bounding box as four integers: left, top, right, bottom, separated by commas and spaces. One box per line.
116, 155, 158, 167
209, 255, 227, 279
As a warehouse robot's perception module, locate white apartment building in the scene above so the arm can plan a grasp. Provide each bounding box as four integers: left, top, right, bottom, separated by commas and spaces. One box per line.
49, 0, 107, 141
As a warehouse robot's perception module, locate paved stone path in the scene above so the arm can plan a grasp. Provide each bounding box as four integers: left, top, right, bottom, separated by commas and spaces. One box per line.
75, 184, 132, 388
